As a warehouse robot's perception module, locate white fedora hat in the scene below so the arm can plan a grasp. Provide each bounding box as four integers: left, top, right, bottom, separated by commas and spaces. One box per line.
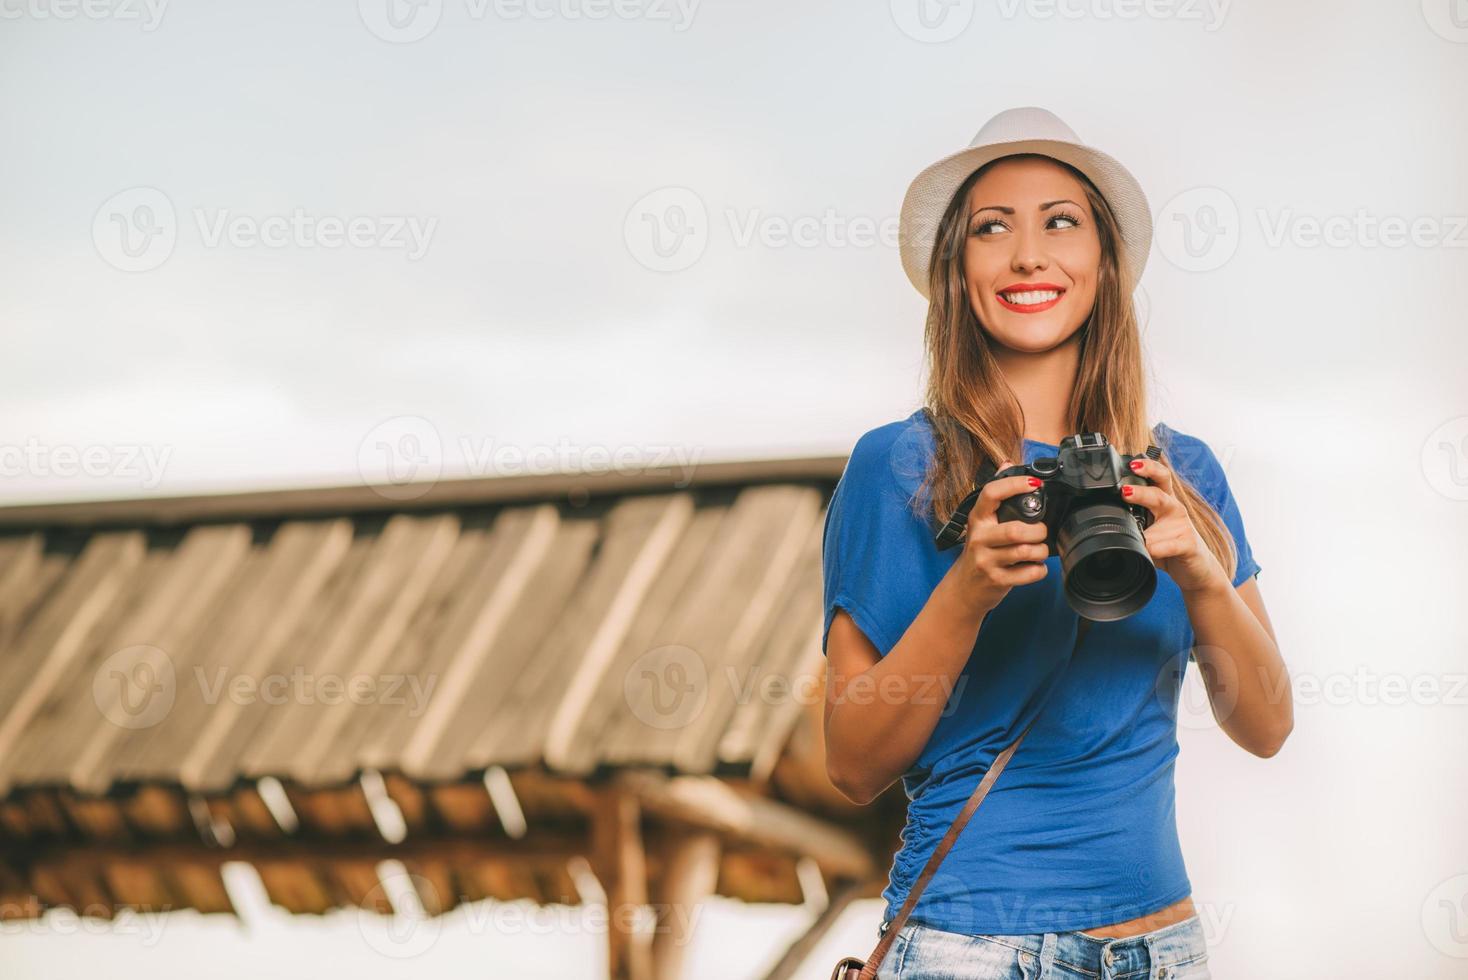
898, 106, 1153, 300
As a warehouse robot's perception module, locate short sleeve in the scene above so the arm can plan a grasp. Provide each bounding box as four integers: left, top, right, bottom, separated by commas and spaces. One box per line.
821, 419, 944, 657
1159, 424, 1262, 588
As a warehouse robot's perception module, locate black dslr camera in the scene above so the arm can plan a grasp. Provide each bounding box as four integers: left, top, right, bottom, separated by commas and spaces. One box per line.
935, 433, 1163, 622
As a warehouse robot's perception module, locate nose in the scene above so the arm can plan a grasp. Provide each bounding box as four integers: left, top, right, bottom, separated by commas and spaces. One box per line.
1010, 224, 1050, 276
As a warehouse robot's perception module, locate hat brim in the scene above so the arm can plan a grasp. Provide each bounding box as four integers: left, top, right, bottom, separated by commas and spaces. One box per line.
898, 138, 1153, 300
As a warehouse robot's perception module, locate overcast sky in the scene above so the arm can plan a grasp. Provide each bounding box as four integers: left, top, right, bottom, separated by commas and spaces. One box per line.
3, 0, 1467, 977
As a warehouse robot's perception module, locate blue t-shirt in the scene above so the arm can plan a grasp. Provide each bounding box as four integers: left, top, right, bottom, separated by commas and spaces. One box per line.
821, 408, 1261, 935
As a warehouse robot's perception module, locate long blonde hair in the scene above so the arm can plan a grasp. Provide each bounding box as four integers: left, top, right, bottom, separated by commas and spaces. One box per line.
911, 155, 1239, 581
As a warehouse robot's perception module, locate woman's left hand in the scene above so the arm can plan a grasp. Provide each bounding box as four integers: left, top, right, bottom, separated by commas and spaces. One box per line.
1122, 457, 1230, 595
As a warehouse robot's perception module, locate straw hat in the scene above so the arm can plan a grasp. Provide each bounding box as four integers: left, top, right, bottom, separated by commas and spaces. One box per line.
898, 106, 1153, 299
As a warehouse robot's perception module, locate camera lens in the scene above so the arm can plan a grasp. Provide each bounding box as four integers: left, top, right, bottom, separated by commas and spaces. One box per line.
1056, 502, 1157, 621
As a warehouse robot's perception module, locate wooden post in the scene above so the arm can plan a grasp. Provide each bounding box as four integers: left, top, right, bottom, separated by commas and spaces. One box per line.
650, 831, 720, 980
759, 878, 876, 980
591, 786, 653, 980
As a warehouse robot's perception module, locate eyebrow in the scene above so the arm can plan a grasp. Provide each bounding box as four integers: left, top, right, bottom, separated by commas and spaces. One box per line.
971, 199, 1080, 217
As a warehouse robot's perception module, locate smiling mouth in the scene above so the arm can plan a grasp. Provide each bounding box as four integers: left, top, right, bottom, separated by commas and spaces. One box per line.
996, 287, 1065, 312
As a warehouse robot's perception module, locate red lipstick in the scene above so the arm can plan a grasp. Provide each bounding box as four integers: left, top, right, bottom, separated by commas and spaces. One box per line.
995, 282, 1066, 314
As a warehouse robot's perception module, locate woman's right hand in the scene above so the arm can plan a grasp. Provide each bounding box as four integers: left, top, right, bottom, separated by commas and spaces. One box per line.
945, 460, 1052, 614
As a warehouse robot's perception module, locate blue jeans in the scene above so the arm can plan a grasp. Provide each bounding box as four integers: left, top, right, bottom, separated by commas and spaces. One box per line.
874, 913, 1212, 979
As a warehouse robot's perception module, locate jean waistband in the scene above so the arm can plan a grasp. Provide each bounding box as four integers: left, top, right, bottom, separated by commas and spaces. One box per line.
879, 913, 1208, 976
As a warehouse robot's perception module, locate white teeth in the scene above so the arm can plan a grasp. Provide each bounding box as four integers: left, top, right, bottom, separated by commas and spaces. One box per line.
1001, 289, 1061, 305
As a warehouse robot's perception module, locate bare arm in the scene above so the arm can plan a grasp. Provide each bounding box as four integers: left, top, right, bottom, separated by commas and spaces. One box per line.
823, 467, 1049, 805
1184, 575, 1292, 757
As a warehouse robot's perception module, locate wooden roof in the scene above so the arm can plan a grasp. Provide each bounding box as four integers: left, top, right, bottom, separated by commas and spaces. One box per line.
0, 456, 907, 933
0, 455, 848, 796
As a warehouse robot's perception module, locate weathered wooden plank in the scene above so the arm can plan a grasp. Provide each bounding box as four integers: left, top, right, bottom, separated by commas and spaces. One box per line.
595, 485, 821, 774
8, 524, 254, 795
590, 786, 653, 980
102, 860, 175, 910
58, 792, 130, 841
419, 510, 607, 774
181, 526, 371, 794
717, 518, 826, 779
240, 514, 460, 782
169, 862, 234, 914
719, 848, 803, 905
616, 770, 873, 881
78, 524, 254, 792
114, 520, 353, 787
0, 532, 47, 646
328, 859, 390, 911
256, 862, 333, 914
523, 494, 705, 775
649, 831, 720, 980
377, 505, 587, 781
401, 858, 455, 914
332, 518, 504, 777
382, 772, 429, 836
427, 782, 495, 833
119, 785, 192, 838
653, 486, 823, 774
0, 532, 147, 797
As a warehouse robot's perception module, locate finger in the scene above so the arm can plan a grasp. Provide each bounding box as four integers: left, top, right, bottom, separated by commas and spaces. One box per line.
985, 541, 1051, 566
968, 517, 1048, 547
993, 560, 1049, 586
1128, 457, 1175, 497
971, 466, 1042, 523
1120, 483, 1181, 518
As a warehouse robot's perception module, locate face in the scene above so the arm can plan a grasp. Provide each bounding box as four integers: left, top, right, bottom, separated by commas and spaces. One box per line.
960, 155, 1102, 354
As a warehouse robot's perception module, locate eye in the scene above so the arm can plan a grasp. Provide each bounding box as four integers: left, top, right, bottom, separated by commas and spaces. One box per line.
970, 210, 1085, 237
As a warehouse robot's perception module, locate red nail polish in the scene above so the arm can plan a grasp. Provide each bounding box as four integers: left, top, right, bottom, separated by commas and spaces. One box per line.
1129, 460, 1143, 470
1122, 485, 1133, 496
1028, 477, 1042, 487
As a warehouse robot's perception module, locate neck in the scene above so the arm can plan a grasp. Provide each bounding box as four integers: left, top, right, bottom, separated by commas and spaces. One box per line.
991, 330, 1081, 445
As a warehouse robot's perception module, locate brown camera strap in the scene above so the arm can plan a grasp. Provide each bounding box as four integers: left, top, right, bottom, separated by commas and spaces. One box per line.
854, 617, 1092, 980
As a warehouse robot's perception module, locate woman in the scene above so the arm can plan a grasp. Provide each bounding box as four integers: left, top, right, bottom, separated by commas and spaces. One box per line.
821, 107, 1292, 979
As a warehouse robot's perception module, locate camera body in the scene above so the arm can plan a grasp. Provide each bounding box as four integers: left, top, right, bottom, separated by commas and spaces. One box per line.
994, 432, 1160, 544
936, 432, 1165, 621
